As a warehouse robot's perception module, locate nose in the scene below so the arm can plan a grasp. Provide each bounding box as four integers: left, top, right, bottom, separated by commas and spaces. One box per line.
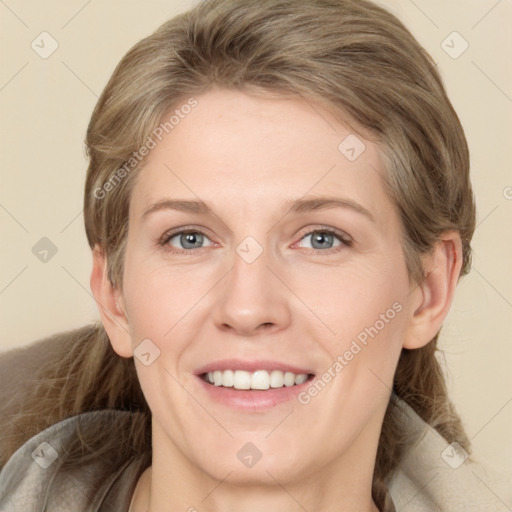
211, 243, 292, 337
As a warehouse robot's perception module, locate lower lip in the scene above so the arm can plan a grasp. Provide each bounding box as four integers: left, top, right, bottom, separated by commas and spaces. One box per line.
196, 375, 314, 411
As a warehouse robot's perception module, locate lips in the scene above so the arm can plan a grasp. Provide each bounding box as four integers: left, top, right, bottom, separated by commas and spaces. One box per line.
194, 359, 315, 410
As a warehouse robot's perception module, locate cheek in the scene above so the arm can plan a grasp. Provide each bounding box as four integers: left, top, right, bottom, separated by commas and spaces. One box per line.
297, 273, 408, 433
331, 275, 408, 385
302, 259, 409, 346
121, 251, 209, 340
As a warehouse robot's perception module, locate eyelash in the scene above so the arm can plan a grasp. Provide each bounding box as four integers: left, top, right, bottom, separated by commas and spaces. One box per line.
157, 226, 353, 255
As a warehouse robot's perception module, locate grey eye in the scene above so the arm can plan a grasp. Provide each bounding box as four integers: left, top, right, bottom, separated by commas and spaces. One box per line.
168, 231, 212, 250
299, 231, 342, 250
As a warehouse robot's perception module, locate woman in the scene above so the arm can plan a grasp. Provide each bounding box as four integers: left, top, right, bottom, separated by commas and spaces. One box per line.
0, 0, 508, 510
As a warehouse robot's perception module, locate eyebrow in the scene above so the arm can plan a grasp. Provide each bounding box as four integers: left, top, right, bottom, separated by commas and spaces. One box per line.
142, 196, 374, 222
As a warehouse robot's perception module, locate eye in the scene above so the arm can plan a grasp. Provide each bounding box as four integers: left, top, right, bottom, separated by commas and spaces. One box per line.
296, 228, 351, 252
161, 229, 214, 253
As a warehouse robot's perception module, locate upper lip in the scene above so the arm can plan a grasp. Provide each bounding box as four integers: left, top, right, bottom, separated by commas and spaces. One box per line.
195, 359, 314, 376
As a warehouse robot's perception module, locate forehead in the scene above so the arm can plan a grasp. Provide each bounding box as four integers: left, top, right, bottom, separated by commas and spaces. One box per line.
129, 88, 394, 225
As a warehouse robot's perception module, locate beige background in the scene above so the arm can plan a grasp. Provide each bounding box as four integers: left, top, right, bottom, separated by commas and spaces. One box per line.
1, 0, 511, 484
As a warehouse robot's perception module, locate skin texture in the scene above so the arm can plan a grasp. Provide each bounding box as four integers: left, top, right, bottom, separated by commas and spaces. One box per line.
91, 87, 462, 512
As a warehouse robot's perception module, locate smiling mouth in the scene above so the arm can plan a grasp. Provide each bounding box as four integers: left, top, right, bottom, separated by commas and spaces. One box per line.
201, 369, 315, 390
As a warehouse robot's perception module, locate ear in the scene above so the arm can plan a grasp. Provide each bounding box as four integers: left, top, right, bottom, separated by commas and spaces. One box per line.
403, 231, 463, 350
90, 245, 133, 358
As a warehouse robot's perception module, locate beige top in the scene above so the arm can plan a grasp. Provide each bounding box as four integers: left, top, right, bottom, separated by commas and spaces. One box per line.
0, 410, 148, 511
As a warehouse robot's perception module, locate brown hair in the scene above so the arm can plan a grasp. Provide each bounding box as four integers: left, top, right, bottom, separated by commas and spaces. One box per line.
2, 0, 476, 507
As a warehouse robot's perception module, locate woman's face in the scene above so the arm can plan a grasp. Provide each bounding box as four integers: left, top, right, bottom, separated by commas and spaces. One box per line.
116, 87, 417, 485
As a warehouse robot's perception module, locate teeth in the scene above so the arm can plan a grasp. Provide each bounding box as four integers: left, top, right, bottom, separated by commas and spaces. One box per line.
269, 370, 284, 388
213, 371, 223, 386
251, 370, 269, 390
205, 370, 309, 390
294, 373, 308, 384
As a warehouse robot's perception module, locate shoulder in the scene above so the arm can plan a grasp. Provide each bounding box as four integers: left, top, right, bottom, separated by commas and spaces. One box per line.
389, 396, 511, 511
0, 324, 103, 468
0, 409, 144, 512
